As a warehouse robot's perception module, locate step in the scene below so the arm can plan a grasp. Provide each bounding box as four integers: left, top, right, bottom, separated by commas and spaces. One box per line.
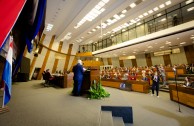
112, 117, 125, 126
100, 111, 114, 126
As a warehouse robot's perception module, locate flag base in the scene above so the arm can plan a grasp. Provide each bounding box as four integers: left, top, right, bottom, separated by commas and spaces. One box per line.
0, 106, 9, 114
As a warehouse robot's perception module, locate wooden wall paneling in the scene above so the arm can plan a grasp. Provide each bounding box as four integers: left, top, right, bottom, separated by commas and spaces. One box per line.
29, 34, 46, 78
119, 60, 124, 67
107, 58, 112, 65
63, 44, 73, 72
145, 53, 152, 67
37, 35, 55, 80
163, 54, 172, 66
131, 59, 137, 67
69, 56, 77, 72
23, 46, 28, 57
184, 45, 194, 64
52, 41, 63, 73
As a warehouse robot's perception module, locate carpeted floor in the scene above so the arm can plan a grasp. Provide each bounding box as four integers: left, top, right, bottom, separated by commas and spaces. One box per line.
0, 80, 194, 126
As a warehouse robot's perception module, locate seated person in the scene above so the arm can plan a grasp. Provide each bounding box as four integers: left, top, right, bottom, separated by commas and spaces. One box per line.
142, 70, 147, 81
45, 69, 55, 81
128, 72, 136, 80
183, 76, 192, 87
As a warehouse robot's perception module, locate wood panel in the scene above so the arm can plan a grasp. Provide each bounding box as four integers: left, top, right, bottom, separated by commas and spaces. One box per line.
163, 54, 171, 66
23, 46, 28, 57
107, 58, 112, 65
82, 60, 103, 67
64, 73, 74, 88
184, 45, 194, 64
101, 79, 149, 93
145, 53, 152, 67
29, 34, 46, 78
169, 84, 194, 108
119, 60, 124, 67
52, 41, 63, 73
37, 35, 55, 80
131, 59, 137, 67
64, 44, 73, 72
76, 52, 92, 57
69, 56, 77, 72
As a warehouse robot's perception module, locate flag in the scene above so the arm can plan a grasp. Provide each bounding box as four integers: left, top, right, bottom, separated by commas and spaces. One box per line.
2, 36, 13, 106
0, 0, 26, 51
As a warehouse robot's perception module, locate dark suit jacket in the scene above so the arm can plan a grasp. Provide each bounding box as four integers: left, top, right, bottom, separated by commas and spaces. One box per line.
152, 75, 160, 84
73, 63, 84, 80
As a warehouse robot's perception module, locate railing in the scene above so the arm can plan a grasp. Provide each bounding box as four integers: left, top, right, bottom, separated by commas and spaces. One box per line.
79, 0, 194, 52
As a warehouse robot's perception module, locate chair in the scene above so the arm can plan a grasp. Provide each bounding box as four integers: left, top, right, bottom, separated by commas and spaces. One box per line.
42, 72, 50, 87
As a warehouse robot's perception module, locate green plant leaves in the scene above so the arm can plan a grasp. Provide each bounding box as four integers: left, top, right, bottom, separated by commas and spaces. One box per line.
88, 81, 110, 99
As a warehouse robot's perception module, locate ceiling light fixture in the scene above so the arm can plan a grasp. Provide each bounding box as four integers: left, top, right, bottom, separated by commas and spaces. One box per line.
153, 7, 159, 11
74, 0, 109, 29
186, 0, 193, 4
165, 1, 172, 5
148, 10, 153, 14
159, 4, 165, 8
129, 3, 136, 8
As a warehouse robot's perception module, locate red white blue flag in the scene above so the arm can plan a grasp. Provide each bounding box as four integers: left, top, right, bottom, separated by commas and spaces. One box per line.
2, 36, 13, 106
0, 0, 26, 50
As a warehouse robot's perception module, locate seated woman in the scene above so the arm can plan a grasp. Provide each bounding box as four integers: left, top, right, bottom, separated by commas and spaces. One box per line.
128, 71, 137, 80
184, 76, 192, 87
142, 70, 147, 81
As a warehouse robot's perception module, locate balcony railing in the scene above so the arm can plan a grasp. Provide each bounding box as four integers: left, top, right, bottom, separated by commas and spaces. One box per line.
79, 0, 194, 53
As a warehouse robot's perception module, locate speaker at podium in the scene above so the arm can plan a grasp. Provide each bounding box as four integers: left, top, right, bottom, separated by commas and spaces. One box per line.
81, 66, 100, 94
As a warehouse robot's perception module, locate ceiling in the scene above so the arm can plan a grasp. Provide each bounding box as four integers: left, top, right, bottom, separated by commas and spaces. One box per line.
43, 0, 194, 57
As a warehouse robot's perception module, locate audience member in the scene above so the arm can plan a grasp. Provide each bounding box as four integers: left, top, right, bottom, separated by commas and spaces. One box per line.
151, 70, 160, 98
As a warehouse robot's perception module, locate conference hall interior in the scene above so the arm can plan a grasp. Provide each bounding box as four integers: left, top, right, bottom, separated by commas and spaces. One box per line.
1, 0, 194, 126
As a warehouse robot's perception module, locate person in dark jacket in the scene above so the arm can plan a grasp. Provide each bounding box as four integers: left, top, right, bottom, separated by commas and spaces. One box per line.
72, 60, 84, 96
151, 70, 160, 97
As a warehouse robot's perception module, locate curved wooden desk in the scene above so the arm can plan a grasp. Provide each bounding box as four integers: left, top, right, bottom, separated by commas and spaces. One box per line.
169, 84, 194, 108
101, 79, 149, 93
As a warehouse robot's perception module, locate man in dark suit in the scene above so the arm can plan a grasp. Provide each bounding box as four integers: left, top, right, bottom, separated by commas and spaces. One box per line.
72, 60, 84, 96
151, 70, 160, 98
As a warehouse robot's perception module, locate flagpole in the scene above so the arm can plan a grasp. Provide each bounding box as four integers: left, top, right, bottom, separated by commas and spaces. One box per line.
2, 88, 5, 108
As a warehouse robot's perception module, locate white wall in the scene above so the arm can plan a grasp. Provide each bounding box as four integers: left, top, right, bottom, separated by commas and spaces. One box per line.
111, 57, 120, 67
103, 58, 108, 65
136, 54, 147, 67
170, 47, 187, 65
123, 59, 132, 67
151, 55, 164, 66
45, 51, 55, 72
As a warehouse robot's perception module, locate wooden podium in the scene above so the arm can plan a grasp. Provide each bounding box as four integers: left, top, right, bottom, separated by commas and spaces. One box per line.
81, 66, 100, 94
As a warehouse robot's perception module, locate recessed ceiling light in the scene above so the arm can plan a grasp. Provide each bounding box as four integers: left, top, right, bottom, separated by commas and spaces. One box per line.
153, 7, 159, 11
177, 38, 180, 39
180, 42, 186, 44
157, 13, 162, 17
159, 4, 165, 8
166, 41, 171, 44
185, 0, 193, 5
187, 7, 194, 12
138, 15, 144, 18
165, 1, 172, 5
143, 12, 148, 16
129, 3, 136, 8
122, 9, 127, 13
148, 10, 153, 14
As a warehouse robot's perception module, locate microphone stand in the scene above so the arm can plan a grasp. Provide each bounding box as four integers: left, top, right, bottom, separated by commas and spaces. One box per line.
174, 69, 181, 112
